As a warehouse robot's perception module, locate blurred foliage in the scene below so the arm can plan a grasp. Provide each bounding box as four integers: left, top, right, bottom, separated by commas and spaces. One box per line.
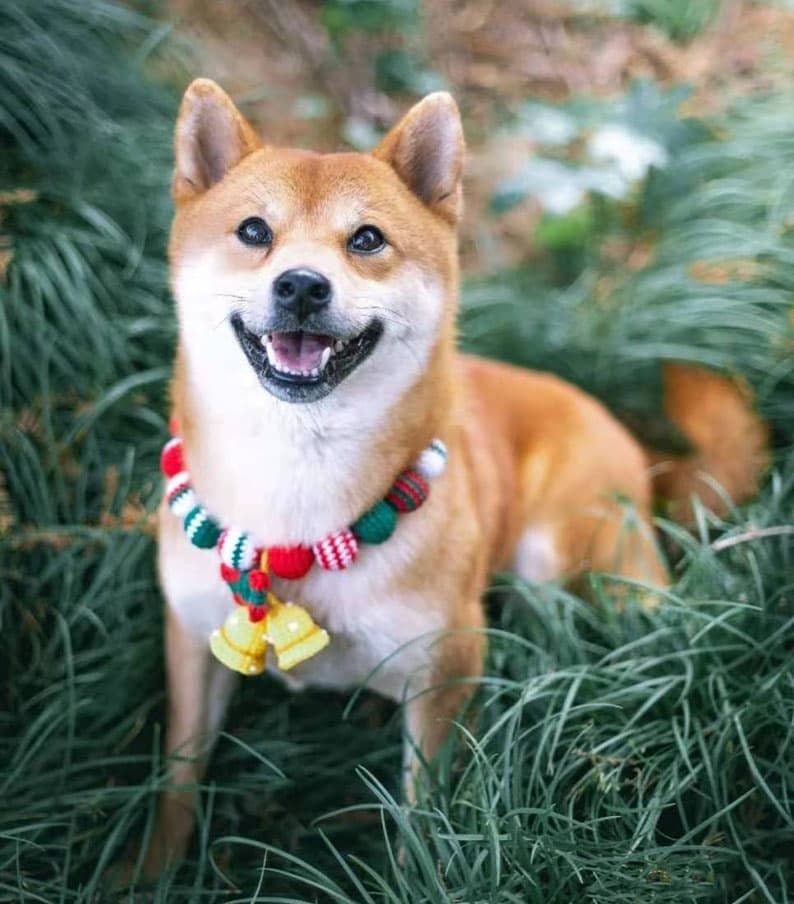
1, 1, 793, 902
477, 83, 794, 445
321, 0, 419, 38
628, 0, 721, 42
321, 0, 443, 99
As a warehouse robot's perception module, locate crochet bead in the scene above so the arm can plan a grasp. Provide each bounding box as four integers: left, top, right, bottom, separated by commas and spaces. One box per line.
218, 528, 257, 571
183, 505, 222, 549
313, 528, 358, 571
385, 469, 429, 513
166, 471, 196, 517
415, 439, 447, 480
268, 545, 315, 579
352, 500, 398, 544
170, 488, 196, 518
248, 569, 270, 593
160, 437, 184, 478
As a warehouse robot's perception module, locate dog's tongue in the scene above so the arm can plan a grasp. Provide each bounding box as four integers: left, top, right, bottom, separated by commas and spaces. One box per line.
271, 331, 332, 372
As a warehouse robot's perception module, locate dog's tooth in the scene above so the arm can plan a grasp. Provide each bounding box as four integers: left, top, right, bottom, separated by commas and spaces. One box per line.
335, 340, 345, 353
310, 367, 320, 377
264, 339, 277, 367
320, 347, 332, 370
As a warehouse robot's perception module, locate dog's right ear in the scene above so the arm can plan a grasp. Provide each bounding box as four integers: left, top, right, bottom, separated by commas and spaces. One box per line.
173, 79, 261, 202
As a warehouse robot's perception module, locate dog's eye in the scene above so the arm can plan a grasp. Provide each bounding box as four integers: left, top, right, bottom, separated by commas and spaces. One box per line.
348, 225, 385, 254
237, 217, 273, 247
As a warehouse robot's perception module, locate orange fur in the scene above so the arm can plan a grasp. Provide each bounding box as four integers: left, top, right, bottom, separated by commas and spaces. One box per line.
117, 81, 766, 883
648, 363, 769, 523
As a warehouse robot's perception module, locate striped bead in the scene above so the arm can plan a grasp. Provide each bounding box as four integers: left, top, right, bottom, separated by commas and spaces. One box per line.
313, 528, 358, 571
415, 438, 447, 480
183, 505, 222, 549
166, 471, 196, 517
218, 528, 257, 571
385, 469, 429, 513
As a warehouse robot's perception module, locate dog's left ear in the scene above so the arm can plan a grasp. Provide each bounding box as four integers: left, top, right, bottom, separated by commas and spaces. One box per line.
374, 92, 465, 223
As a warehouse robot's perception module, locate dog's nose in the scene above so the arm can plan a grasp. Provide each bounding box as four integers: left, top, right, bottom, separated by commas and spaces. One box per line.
273, 268, 332, 322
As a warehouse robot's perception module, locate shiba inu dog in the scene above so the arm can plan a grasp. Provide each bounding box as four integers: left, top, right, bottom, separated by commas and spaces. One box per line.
130, 79, 767, 878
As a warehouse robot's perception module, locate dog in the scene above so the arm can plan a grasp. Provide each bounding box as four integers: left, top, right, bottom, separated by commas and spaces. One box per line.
130, 79, 766, 878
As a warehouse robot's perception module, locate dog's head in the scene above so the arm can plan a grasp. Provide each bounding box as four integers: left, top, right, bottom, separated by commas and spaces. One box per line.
169, 79, 464, 407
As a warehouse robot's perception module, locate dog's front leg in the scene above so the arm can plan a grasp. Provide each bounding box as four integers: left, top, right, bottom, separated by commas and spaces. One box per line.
137, 606, 237, 879
402, 610, 484, 805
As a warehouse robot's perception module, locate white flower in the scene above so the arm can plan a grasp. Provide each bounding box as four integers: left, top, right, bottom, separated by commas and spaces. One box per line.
588, 124, 668, 182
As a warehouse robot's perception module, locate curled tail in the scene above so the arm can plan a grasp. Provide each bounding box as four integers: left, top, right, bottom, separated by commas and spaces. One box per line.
647, 363, 770, 524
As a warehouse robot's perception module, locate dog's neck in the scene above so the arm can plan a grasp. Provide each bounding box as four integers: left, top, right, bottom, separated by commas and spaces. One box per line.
173, 320, 458, 547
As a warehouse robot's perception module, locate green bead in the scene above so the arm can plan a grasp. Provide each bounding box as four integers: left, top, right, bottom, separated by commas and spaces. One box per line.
352, 500, 398, 544
183, 505, 222, 549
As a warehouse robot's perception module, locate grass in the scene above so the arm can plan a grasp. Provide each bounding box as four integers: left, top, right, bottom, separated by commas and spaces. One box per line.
1, 1, 793, 901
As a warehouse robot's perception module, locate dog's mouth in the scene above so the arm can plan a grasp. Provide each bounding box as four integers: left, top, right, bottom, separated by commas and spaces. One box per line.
231, 315, 383, 403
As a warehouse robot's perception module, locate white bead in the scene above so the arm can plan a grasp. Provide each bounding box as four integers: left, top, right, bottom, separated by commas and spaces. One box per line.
169, 488, 196, 517
415, 439, 447, 480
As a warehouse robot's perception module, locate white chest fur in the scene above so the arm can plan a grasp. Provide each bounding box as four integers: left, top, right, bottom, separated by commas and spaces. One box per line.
162, 371, 448, 697
161, 500, 446, 699
165, 249, 451, 696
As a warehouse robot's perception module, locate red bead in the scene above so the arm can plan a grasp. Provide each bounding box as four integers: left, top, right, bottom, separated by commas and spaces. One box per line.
313, 528, 358, 571
385, 469, 429, 513
268, 545, 315, 579
220, 563, 240, 584
248, 605, 268, 622
248, 569, 270, 592
160, 437, 184, 478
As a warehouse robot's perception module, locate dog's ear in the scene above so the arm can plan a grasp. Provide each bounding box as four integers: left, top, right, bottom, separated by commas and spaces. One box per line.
173, 79, 261, 201
374, 92, 465, 223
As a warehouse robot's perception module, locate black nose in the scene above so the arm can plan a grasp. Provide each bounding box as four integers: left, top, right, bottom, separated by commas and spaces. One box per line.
273, 268, 332, 322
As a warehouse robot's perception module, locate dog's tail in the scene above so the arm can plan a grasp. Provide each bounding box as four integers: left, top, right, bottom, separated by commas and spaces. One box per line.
645, 363, 770, 524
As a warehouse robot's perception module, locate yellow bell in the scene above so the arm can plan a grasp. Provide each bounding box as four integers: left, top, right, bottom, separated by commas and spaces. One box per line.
266, 599, 330, 671
210, 606, 269, 676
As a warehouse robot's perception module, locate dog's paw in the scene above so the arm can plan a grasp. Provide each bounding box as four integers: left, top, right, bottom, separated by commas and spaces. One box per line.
100, 838, 174, 898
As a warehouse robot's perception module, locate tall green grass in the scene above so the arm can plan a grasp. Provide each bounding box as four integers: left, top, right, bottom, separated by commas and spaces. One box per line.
1, 2, 792, 901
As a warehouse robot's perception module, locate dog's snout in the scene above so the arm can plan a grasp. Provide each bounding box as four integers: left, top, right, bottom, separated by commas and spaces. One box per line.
273, 268, 332, 322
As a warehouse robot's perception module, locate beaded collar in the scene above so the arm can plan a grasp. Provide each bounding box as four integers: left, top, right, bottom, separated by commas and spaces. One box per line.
160, 433, 448, 676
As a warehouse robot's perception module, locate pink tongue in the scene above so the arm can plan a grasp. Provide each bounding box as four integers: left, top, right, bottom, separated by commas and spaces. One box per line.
271, 331, 332, 371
